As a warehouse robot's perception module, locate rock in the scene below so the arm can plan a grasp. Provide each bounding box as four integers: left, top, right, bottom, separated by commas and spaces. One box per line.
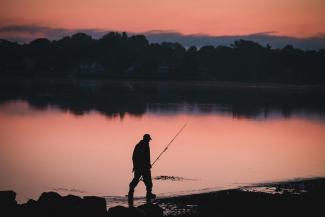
20, 199, 40, 217
108, 205, 145, 217
128, 206, 146, 217
83, 196, 107, 217
38, 191, 63, 206
107, 206, 129, 217
63, 194, 83, 205
138, 203, 163, 217
62, 195, 84, 216
0, 191, 110, 217
37, 192, 64, 216
36, 192, 107, 217
0, 191, 16, 204
37, 193, 108, 217
0, 191, 19, 217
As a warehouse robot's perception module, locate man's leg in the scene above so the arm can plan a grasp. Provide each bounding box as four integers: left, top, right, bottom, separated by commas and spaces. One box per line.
128, 170, 142, 206
142, 169, 155, 201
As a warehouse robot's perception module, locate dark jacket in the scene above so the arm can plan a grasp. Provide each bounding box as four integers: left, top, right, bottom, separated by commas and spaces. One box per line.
132, 140, 151, 171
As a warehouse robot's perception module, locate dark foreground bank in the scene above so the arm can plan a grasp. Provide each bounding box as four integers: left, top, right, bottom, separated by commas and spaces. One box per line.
1, 178, 324, 217
0, 191, 163, 217
157, 177, 325, 217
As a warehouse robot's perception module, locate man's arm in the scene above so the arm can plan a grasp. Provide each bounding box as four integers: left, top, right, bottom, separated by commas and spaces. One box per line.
146, 144, 151, 169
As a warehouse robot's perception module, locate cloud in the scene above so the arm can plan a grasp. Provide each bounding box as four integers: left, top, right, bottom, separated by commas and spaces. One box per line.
144, 31, 325, 50
0, 24, 108, 42
0, 25, 68, 35
0, 24, 324, 50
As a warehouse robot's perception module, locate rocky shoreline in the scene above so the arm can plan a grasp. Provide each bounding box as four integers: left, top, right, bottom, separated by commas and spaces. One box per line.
0, 191, 163, 217
157, 177, 325, 216
1, 177, 324, 217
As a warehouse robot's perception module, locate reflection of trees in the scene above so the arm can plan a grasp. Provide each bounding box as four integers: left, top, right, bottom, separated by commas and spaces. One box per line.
0, 81, 324, 119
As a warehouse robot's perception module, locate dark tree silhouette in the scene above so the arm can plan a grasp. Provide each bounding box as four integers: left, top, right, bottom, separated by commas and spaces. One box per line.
0, 33, 324, 83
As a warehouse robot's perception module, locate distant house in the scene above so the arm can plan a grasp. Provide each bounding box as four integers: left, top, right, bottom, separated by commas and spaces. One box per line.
78, 80, 98, 90
79, 62, 104, 75
123, 65, 137, 77
157, 64, 169, 78
124, 65, 135, 73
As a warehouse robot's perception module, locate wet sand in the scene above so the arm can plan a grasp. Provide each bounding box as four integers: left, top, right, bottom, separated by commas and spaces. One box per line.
156, 177, 325, 216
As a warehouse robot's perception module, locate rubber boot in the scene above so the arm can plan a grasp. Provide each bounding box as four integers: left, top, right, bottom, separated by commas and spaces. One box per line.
128, 190, 134, 207
146, 192, 156, 203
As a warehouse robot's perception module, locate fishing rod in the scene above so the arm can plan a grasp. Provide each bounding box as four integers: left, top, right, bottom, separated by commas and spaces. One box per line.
151, 123, 187, 167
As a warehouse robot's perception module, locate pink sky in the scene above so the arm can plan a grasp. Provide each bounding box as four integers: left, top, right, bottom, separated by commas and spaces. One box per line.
1, 0, 325, 37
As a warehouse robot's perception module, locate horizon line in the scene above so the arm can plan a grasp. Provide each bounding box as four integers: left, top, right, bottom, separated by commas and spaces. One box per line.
1, 24, 325, 50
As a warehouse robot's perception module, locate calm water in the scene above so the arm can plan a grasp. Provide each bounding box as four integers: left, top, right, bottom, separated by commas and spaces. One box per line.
1, 98, 325, 204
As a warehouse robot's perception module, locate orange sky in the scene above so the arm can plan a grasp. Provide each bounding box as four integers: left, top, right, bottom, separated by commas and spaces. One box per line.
1, 0, 324, 37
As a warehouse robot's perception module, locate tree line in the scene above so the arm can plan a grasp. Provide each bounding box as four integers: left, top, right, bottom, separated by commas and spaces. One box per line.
1, 32, 324, 84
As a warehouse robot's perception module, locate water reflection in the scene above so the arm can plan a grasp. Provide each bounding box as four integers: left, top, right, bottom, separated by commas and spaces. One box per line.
0, 80, 325, 120
0, 100, 325, 204
1, 80, 325, 204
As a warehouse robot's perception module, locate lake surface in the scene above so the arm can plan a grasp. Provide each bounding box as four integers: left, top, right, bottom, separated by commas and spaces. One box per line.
0, 80, 325, 204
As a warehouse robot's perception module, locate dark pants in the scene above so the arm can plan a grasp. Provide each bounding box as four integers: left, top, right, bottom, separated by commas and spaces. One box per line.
129, 169, 153, 194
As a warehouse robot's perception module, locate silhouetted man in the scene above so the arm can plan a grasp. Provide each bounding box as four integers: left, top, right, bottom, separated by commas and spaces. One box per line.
128, 134, 156, 205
